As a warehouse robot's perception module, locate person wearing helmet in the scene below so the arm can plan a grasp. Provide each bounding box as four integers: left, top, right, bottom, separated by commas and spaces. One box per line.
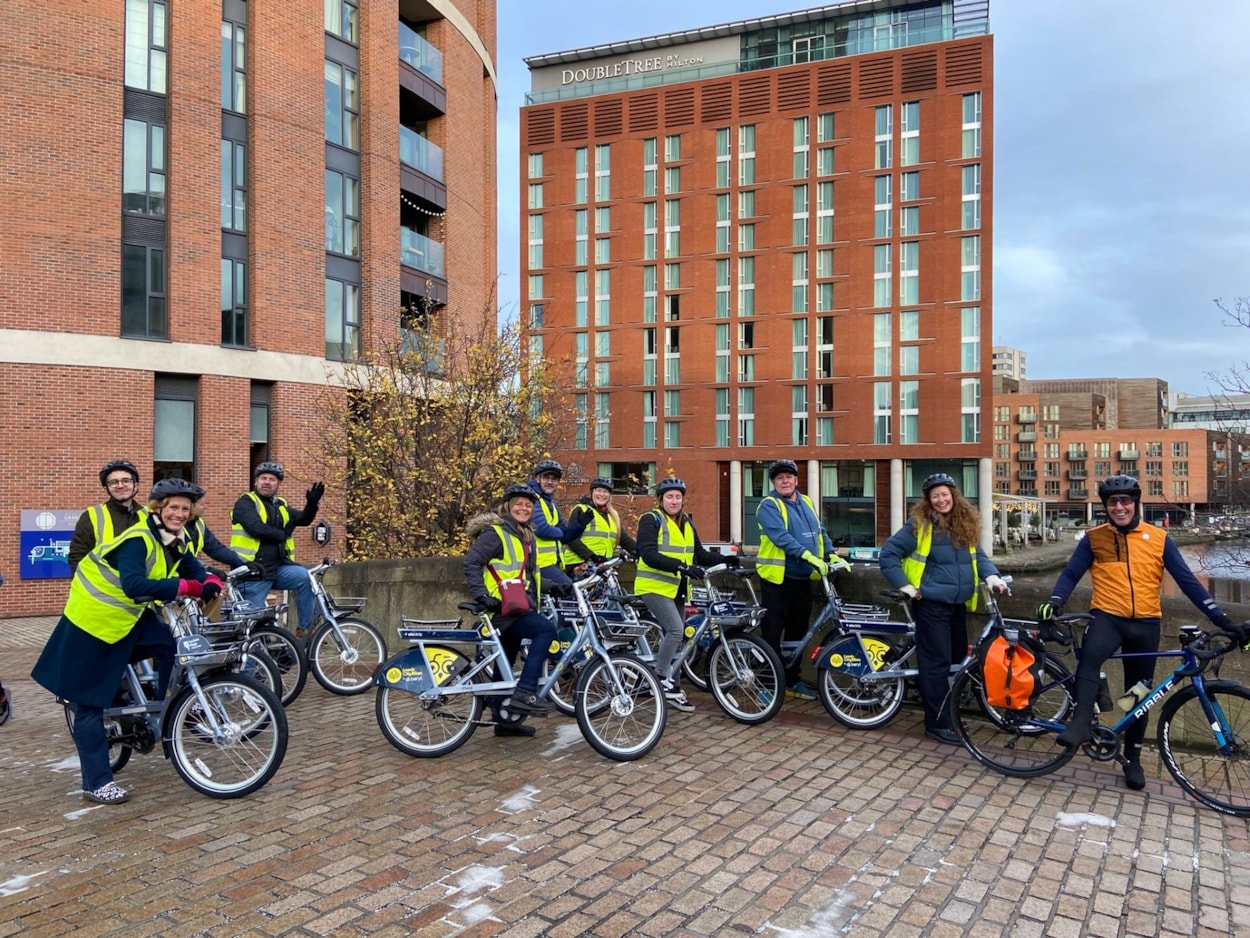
463, 483, 561, 728
566, 477, 638, 570
880, 471, 1006, 745
230, 461, 325, 637
634, 475, 723, 712
756, 459, 834, 699
67, 460, 144, 574
1038, 474, 1245, 788
527, 458, 585, 593
32, 477, 223, 805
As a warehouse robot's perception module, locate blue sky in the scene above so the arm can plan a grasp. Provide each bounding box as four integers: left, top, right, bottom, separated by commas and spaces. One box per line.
495, 0, 1250, 396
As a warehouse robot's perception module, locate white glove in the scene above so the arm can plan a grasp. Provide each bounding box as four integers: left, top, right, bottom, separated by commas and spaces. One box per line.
984, 575, 1007, 593
899, 584, 919, 599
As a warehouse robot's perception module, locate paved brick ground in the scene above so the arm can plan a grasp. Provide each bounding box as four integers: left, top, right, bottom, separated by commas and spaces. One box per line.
1, 616, 1249, 937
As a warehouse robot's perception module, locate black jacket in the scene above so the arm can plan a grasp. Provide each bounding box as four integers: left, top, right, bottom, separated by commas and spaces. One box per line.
231, 491, 318, 578
67, 499, 143, 573
566, 498, 637, 564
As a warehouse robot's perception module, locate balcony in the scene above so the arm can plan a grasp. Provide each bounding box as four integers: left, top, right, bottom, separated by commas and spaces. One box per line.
399, 22, 443, 83
1066, 450, 1088, 461
1067, 468, 1088, 480
1017, 469, 1037, 481
399, 21, 446, 117
401, 227, 444, 278
1068, 487, 1089, 500
400, 126, 443, 181
1017, 449, 1037, 461
1015, 430, 1037, 443
1118, 449, 1140, 461
1015, 413, 1037, 424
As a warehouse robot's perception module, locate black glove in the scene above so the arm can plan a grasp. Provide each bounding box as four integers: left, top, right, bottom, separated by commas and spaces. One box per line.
1036, 599, 1063, 622
200, 580, 223, 603
1215, 614, 1248, 644
306, 481, 325, 504
682, 565, 706, 580
723, 554, 742, 568
547, 581, 573, 598
246, 561, 265, 578
480, 596, 502, 612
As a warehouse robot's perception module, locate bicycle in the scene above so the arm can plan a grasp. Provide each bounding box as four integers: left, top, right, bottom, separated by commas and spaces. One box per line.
950, 615, 1250, 818
814, 577, 1073, 731
374, 562, 666, 761
299, 559, 388, 696
161, 595, 283, 703
62, 598, 288, 798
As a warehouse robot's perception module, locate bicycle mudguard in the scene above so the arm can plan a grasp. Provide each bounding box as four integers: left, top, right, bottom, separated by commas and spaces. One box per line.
375, 645, 470, 692
815, 634, 894, 675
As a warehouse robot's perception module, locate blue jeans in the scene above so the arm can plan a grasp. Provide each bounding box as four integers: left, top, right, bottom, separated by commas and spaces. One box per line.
239, 564, 316, 633
501, 611, 559, 691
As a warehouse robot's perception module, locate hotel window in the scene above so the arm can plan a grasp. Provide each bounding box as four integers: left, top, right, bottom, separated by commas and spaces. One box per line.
595, 393, 610, 448
738, 353, 755, 382
900, 309, 919, 341
715, 388, 729, 447
324, 61, 359, 149
738, 388, 755, 447
665, 166, 681, 195
574, 394, 588, 449
816, 248, 834, 280
1094, 460, 1111, 476
1147, 480, 1163, 497
221, 21, 246, 112
664, 420, 680, 450
664, 133, 681, 163
900, 380, 919, 444
122, 244, 167, 338
594, 144, 611, 201
154, 376, 197, 482
816, 181, 834, 244
738, 256, 754, 317
1173, 461, 1189, 477
642, 202, 657, 260
792, 385, 808, 446
125, 0, 168, 93
874, 105, 892, 169
901, 171, 919, 202
325, 169, 359, 256
961, 378, 981, 443
962, 92, 982, 159
124, 119, 167, 216
642, 265, 656, 323
899, 345, 918, 376
900, 204, 919, 236
527, 274, 543, 300
961, 236, 981, 301
738, 189, 755, 219
816, 281, 833, 312
528, 152, 543, 178
899, 241, 918, 305
1145, 460, 1162, 477
325, 0, 358, 42
574, 270, 588, 327
595, 206, 610, 234
575, 209, 588, 265
874, 175, 891, 239
665, 262, 681, 292
715, 128, 730, 188
248, 383, 271, 468
221, 258, 247, 347
665, 199, 681, 258
715, 259, 730, 318
595, 269, 610, 326
792, 319, 808, 380
1172, 441, 1189, 457
793, 117, 809, 178
817, 416, 833, 446
1172, 480, 1189, 498
664, 339, 680, 384
1146, 441, 1163, 457
715, 323, 730, 382
873, 312, 891, 377
873, 244, 891, 307
325, 278, 360, 361
900, 101, 919, 166
738, 124, 755, 185
792, 185, 809, 246
816, 316, 833, 379
643, 391, 657, 447
642, 137, 656, 196
574, 147, 588, 203
594, 236, 609, 265
1095, 442, 1111, 458
873, 382, 891, 444
738, 222, 755, 253
817, 112, 835, 142
574, 332, 589, 388
817, 147, 834, 177
791, 252, 808, 313
527, 183, 543, 209
716, 193, 731, 252
962, 164, 981, 230
961, 307, 980, 372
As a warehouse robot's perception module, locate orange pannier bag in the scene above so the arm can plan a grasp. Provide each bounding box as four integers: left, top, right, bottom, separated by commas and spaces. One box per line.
975, 627, 1047, 710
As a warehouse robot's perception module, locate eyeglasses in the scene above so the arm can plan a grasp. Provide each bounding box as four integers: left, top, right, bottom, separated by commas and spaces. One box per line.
106, 478, 135, 488
1106, 495, 1135, 507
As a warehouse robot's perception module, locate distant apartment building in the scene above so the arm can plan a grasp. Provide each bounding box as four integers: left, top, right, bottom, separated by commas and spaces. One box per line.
991, 345, 1025, 380
520, 0, 995, 549
0, 0, 497, 614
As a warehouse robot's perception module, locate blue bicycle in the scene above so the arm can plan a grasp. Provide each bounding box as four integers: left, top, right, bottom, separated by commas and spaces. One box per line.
951, 615, 1250, 817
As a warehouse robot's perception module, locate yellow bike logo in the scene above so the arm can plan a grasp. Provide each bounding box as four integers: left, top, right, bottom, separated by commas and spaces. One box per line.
385, 667, 403, 684
862, 638, 891, 671
427, 647, 460, 684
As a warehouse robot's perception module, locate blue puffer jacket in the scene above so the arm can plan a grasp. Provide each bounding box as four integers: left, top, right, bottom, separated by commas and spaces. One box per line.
879, 522, 998, 605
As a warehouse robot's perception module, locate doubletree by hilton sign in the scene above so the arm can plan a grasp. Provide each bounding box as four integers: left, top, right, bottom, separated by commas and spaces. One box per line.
530, 35, 740, 92
560, 53, 706, 85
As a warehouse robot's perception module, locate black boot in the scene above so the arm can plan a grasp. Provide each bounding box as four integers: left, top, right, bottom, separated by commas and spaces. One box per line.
1056, 700, 1096, 747
1123, 760, 1145, 790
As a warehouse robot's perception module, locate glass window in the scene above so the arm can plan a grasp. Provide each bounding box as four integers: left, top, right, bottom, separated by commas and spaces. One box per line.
325, 169, 359, 256
816, 112, 835, 142
154, 377, 196, 482
528, 183, 543, 209
123, 118, 166, 216
901, 171, 920, 201
121, 244, 167, 338
962, 92, 982, 159
962, 164, 981, 230
325, 278, 360, 361
900, 101, 919, 166
324, 60, 360, 150
817, 147, 835, 177
125, 0, 168, 94
325, 0, 359, 43
873, 244, 891, 307
528, 152, 544, 178
221, 21, 246, 113
900, 309, 919, 340
961, 236, 981, 301
874, 105, 892, 169
900, 241, 918, 305
900, 205, 920, 237
221, 259, 247, 347
664, 134, 681, 162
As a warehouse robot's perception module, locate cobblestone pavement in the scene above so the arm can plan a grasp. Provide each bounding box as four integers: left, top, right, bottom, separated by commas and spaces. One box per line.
1, 616, 1248, 937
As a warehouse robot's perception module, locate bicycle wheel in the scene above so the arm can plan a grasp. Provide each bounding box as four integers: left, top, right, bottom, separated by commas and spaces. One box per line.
309, 617, 388, 695
950, 666, 1076, 778
375, 679, 485, 758
64, 701, 132, 774
816, 635, 906, 729
1158, 682, 1250, 817
165, 674, 287, 798
974, 655, 1074, 734
251, 625, 309, 705
707, 635, 785, 725
682, 643, 712, 692
232, 650, 282, 704
574, 653, 665, 761
541, 653, 587, 717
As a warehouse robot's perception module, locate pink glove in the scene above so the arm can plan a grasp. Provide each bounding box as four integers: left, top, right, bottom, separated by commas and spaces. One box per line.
200, 576, 223, 603
177, 579, 203, 598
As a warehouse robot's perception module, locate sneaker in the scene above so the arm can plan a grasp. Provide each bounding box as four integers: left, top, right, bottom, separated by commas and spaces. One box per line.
786, 681, 817, 700
83, 782, 130, 805
661, 680, 695, 712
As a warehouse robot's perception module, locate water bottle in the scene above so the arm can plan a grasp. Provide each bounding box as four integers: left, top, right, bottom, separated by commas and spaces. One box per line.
1096, 672, 1113, 713
1117, 679, 1151, 712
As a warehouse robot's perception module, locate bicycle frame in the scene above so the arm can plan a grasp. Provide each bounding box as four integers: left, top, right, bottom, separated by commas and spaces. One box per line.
778, 573, 895, 669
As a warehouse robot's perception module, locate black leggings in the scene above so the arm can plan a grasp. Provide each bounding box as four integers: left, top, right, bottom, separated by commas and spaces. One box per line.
1074, 610, 1160, 757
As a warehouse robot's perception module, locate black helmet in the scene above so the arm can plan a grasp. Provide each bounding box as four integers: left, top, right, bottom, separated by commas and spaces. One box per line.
1097, 474, 1140, 503
502, 483, 537, 503
922, 472, 958, 494
99, 460, 139, 487
768, 459, 799, 481
589, 476, 613, 492
656, 477, 686, 495
253, 461, 285, 481
532, 458, 563, 479
149, 478, 205, 502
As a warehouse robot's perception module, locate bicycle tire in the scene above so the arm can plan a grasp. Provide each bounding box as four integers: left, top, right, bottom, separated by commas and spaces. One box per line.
165, 674, 287, 798
542, 651, 589, 716
250, 625, 309, 705
574, 653, 666, 761
973, 654, 1074, 734
682, 643, 712, 692
950, 665, 1076, 777
816, 634, 906, 730
1157, 682, 1250, 818
707, 635, 785, 725
309, 617, 388, 696
64, 701, 133, 774
232, 650, 283, 704
375, 667, 485, 758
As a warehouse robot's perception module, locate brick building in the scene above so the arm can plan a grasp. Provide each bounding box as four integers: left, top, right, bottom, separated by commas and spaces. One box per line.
520, 0, 996, 551
0, 0, 497, 614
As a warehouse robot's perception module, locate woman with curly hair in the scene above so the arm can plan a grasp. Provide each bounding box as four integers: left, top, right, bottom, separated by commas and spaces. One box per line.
879, 473, 1006, 744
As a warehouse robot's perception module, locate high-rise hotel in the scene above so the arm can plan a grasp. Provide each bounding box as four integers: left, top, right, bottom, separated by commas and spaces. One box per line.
0, 0, 497, 613
521, 0, 993, 549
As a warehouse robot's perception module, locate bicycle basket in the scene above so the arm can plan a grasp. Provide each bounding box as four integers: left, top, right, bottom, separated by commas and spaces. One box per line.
328, 595, 367, 615
706, 599, 752, 630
